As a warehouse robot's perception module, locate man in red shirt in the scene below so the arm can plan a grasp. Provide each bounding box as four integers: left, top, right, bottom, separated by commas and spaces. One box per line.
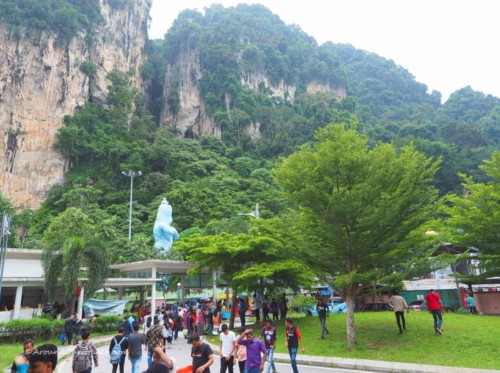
425, 289, 443, 335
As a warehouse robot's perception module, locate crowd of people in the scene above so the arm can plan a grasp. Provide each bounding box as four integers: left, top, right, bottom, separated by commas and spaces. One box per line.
9, 296, 305, 373
11, 289, 478, 373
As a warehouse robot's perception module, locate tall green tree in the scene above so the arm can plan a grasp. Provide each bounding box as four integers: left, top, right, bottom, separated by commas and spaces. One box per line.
273, 123, 441, 347
441, 151, 500, 280
175, 218, 313, 329
42, 207, 109, 303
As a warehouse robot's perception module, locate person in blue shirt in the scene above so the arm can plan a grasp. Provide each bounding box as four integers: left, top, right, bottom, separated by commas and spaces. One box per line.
467, 294, 477, 314
11, 339, 34, 373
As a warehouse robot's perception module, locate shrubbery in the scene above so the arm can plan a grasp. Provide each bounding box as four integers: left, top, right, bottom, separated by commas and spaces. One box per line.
0, 318, 62, 343
91, 315, 122, 333
0, 315, 122, 344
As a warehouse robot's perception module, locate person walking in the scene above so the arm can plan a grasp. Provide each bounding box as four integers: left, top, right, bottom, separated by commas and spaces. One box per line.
11, 338, 34, 373
425, 289, 444, 335
64, 314, 76, 345
144, 346, 174, 373
190, 334, 214, 373
262, 298, 270, 322
239, 298, 247, 329
121, 316, 133, 338
128, 322, 146, 373
260, 320, 277, 373
109, 327, 129, 373
146, 317, 164, 366
196, 308, 206, 336
270, 300, 279, 322
73, 316, 83, 344
388, 291, 408, 334
236, 329, 267, 373
72, 330, 98, 373
285, 319, 305, 373
467, 293, 477, 314
317, 298, 330, 339
27, 344, 58, 373
219, 324, 236, 373
279, 293, 288, 320
252, 294, 261, 323
236, 328, 247, 373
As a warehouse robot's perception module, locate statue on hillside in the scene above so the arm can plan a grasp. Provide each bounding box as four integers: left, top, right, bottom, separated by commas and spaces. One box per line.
153, 198, 179, 255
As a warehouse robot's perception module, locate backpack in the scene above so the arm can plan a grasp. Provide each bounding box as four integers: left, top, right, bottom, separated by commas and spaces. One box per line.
146, 316, 152, 328
74, 343, 93, 372
110, 337, 125, 364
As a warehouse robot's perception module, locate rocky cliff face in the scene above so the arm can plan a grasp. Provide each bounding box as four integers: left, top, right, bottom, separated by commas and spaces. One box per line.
161, 46, 346, 139
0, 0, 150, 209
161, 46, 220, 138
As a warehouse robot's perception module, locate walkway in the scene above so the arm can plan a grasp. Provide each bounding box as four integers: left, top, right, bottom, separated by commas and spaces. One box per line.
52, 334, 498, 373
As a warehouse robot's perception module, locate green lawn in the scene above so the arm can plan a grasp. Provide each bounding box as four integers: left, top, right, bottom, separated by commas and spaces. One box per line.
268, 311, 500, 370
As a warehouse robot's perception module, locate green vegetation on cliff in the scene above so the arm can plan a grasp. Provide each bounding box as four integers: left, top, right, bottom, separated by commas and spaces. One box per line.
0, 0, 103, 43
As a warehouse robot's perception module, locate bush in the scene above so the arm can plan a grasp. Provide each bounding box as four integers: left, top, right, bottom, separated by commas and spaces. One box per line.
92, 315, 122, 333
0, 318, 58, 343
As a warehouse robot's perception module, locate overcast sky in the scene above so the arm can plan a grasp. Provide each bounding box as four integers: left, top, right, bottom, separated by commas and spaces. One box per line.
149, 0, 500, 102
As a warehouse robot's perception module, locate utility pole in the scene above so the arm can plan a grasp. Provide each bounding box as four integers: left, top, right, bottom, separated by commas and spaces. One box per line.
122, 170, 142, 241
0, 212, 11, 300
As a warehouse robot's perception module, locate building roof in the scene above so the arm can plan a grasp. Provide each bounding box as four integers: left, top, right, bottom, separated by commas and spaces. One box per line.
111, 259, 196, 274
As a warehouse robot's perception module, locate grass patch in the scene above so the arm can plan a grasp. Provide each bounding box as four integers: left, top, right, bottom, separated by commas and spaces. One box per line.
269, 311, 500, 370
0, 332, 110, 370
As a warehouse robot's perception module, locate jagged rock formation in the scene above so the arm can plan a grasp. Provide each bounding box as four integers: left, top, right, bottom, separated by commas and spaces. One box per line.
161, 46, 220, 138
161, 46, 347, 139
0, 0, 150, 209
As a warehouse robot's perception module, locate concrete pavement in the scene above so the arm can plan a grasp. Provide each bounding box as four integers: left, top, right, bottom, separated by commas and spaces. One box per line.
52, 334, 499, 373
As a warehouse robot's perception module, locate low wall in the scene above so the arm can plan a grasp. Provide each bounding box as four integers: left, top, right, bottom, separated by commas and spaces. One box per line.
476, 291, 500, 315
0, 310, 12, 322
0, 308, 42, 322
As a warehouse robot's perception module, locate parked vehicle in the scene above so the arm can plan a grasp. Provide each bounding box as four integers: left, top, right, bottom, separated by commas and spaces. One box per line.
408, 300, 428, 311
408, 300, 455, 312
361, 302, 392, 311
304, 298, 347, 316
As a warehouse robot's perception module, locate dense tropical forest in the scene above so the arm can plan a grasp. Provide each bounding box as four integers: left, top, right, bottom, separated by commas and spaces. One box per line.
1, 3, 499, 298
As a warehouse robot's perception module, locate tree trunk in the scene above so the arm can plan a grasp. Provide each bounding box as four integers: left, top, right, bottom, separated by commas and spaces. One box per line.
345, 292, 356, 347
229, 290, 237, 330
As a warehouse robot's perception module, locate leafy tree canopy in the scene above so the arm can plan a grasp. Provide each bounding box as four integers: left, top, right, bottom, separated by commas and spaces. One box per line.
440, 151, 500, 280
0, 0, 104, 43
273, 123, 442, 346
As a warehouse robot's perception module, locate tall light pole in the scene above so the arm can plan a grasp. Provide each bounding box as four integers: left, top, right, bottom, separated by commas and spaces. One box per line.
122, 170, 142, 241
177, 282, 181, 305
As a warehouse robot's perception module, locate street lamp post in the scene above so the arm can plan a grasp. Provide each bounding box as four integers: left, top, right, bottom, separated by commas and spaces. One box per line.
177, 282, 181, 305
122, 170, 142, 241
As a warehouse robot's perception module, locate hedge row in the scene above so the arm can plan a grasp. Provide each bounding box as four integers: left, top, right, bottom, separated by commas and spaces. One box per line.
0, 315, 122, 344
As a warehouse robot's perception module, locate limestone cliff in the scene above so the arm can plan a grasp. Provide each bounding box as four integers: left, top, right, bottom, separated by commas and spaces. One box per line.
161, 46, 346, 139
0, 0, 150, 209
161, 46, 220, 138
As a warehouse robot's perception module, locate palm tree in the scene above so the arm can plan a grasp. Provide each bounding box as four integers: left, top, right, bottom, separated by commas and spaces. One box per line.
42, 208, 109, 302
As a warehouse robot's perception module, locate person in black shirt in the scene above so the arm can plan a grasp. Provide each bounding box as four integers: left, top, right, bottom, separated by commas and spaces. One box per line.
109, 327, 129, 373
316, 298, 330, 339
63, 315, 76, 345
190, 334, 213, 373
